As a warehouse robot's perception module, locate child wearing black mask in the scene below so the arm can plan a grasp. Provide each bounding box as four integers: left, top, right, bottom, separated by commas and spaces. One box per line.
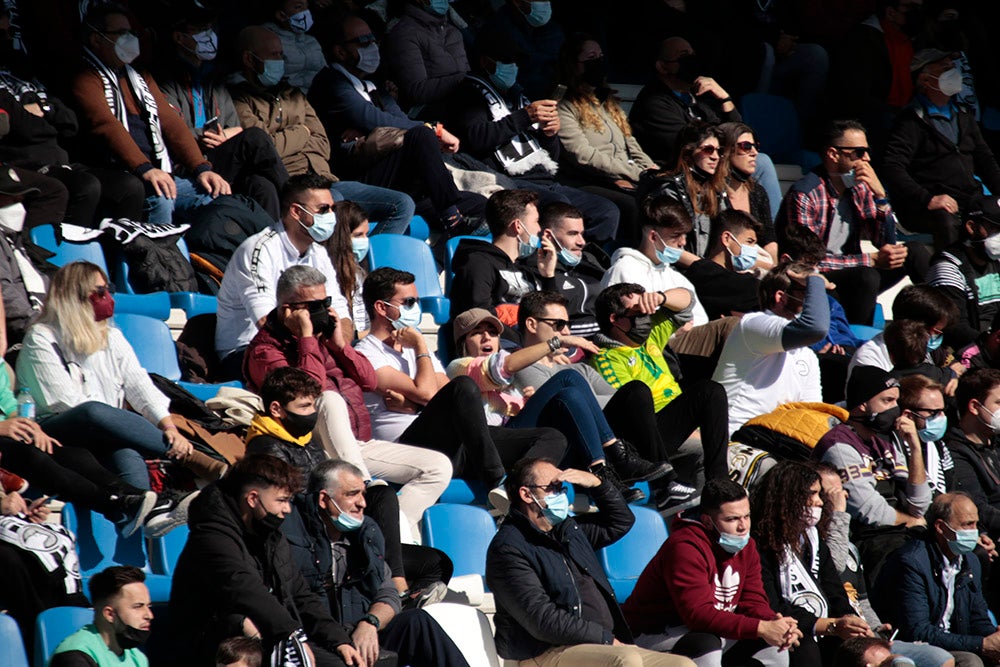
814, 365, 931, 581
245, 367, 325, 475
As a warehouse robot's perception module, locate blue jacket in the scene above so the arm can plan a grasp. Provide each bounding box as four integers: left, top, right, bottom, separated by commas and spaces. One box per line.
485, 480, 634, 660
873, 536, 994, 653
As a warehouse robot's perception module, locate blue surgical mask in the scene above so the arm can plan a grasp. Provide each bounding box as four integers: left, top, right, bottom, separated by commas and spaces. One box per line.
296, 205, 338, 242
729, 241, 759, 272
490, 61, 519, 91
523, 0, 552, 27
534, 491, 570, 525
383, 300, 422, 330
356, 43, 381, 75
351, 236, 370, 263
330, 498, 363, 532
654, 234, 682, 265
428, 0, 450, 15
714, 520, 749, 554
551, 234, 581, 267
918, 414, 948, 443
287, 9, 314, 33
945, 522, 979, 555
517, 225, 540, 258
927, 333, 943, 351
257, 57, 285, 87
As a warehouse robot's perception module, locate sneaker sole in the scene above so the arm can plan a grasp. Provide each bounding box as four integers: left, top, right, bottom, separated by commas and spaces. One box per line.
623, 489, 647, 503
120, 492, 158, 539
144, 490, 199, 539
620, 462, 673, 484
488, 488, 510, 514
415, 581, 449, 608
658, 494, 702, 517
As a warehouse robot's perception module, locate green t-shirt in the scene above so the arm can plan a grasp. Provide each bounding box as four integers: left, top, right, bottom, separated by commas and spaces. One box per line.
0, 359, 17, 418
53, 624, 149, 667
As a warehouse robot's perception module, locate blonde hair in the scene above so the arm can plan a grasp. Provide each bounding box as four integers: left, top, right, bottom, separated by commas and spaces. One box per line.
567, 92, 633, 137
37, 261, 109, 356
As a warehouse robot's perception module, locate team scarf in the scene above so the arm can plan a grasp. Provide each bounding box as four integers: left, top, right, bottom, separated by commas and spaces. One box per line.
778, 526, 829, 625
0, 514, 83, 595
82, 46, 171, 173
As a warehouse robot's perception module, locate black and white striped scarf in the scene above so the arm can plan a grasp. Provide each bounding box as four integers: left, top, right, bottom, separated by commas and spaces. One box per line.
0, 70, 51, 111
0, 515, 82, 595
82, 46, 171, 173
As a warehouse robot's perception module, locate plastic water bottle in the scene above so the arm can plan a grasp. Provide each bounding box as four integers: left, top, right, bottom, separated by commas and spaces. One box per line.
16, 387, 34, 420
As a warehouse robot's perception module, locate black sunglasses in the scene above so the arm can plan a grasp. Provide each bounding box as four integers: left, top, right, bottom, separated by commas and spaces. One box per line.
289, 296, 332, 312
910, 407, 946, 419
698, 144, 721, 156
834, 146, 870, 159
383, 297, 419, 309
528, 482, 566, 494
535, 317, 570, 331
735, 141, 760, 153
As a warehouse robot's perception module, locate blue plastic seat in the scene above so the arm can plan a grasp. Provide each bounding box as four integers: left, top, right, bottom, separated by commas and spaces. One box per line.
421, 504, 496, 578
366, 234, 449, 324
169, 292, 218, 318
29, 224, 108, 272
849, 324, 882, 342
739, 93, 819, 171
150, 524, 190, 577
598, 505, 668, 600
369, 214, 430, 241
33, 606, 93, 667
0, 613, 29, 667
114, 291, 172, 320
61, 503, 173, 603
444, 235, 490, 295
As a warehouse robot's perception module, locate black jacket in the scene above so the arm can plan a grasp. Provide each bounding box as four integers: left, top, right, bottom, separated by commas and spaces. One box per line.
927, 243, 1000, 350
283, 493, 389, 625
883, 99, 1000, 217
521, 249, 606, 338
449, 240, 549, 318
629, 78, 741, 167
485, 480, 634, 660
682, 258, 760, 319
164, 483, 352, 663
0, 88, 77, 168
944, 425, 1000, 539
246, 434, 329, 478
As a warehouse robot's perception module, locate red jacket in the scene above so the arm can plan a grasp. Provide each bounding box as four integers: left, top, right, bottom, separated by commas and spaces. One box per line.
244, 312, 378, 441
622, 516, 776, 639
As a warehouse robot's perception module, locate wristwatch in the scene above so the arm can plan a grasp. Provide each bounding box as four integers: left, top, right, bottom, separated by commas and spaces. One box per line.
361, 613, 381, 630
547, 336, 562, 353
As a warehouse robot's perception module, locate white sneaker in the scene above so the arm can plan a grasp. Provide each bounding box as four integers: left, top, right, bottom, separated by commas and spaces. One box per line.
488, 486, 509, 514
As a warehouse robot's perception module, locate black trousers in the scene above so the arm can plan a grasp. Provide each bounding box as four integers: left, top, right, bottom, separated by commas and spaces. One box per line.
13, 166, 67, 234
601, 380, 673, 470
361, 125, 486, 221
206, 126, 289, 220
0, 436, 140, 515
899, 206, 963, 251
399, 376, 566, 487
380, 609, 469, 667
825, 240, 931, 325
655, 380, 730, 481
43, 164, 146, 225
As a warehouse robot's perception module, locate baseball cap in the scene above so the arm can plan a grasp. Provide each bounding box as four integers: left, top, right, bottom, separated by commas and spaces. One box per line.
968, 194, 1000, 227
453, 308, 503, 344
911, 48, 956, 72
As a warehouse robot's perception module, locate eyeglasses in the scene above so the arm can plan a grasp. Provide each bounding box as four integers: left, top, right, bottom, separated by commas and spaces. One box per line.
697, 144, 721, 156
929, 326, 945, 336
382, 297, 419, 309
294, 203, 334, 215
734, 141, 761, 154
535, 317, 570, 331
288, 296, 332, 312
528, 482, 566, 494
910, 407, 946, 419
345, 33, 377, 46
834, 146, 870, 159
93, 284, 116, 297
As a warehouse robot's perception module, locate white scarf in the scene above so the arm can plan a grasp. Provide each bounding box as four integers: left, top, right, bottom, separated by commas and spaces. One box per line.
778, 527, 828, 623
466, 75, 558, 177
82, 47, 171, 173
0, 515, 82, 594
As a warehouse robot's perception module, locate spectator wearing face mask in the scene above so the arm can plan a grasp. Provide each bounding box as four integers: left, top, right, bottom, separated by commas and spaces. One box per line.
263, 0, 325, 93
484, 0, 563, 102
882, 49, 1000, 251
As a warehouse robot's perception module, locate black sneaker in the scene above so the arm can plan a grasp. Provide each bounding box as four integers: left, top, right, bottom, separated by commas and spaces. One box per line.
654, 480, 701, 516
606, 440, 672, 484
113, 491, 157, 539
591, 463, 645, 504
144, 490, 199, 538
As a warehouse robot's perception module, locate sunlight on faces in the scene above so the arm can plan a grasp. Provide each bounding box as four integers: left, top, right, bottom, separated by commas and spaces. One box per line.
103, 582, 153, 631
321, 469, 367, 522
731, 132, 758, 174
463, 321, 502, 357
705, 497, 751, 536
248, 485, 293, 520
693, 136, 721, 174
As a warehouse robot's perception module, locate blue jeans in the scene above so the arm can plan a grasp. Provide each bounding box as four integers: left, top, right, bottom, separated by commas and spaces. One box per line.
330, 181, 415, 236
753, 152, 782, 221
508, 369, 612, 467
890, 641, 953, 667
513, 178, 621, 244
39, 401, 170, 490
144, 174, 215, 225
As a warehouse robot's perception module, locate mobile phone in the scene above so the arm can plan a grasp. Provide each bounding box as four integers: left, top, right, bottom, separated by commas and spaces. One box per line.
877, 627, 898, 642
550, 84, 567, 102
28, 495, 55, 510
202, 115, 220, 132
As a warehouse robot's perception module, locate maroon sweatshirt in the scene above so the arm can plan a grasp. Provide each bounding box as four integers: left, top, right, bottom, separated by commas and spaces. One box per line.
623, 516, 777, 639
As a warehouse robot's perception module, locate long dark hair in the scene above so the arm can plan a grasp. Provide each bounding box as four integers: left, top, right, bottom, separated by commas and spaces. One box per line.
325, 201, 368, 308
719, 121, 758, 192
750, 461, 830, 555
669, 121, 726, 217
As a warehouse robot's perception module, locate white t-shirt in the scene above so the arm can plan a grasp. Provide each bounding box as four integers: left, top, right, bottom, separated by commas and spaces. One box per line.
846, 332, 892, 380
601, 247, 709, 326
215, 223, 349, 357
713, 310, 823, 436
354, 334, 446, 442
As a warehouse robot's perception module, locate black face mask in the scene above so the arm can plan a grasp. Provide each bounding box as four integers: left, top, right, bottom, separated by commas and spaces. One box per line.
675, 54, 702, 85
255, 511, 285, 533
867, 406, 901, 435
113, 617, 150, 649
581, 57, 606, 88
729, 164, 752, 183
282, 409, 318, 438
623, 313, 653, 345
690, 164, 713, 183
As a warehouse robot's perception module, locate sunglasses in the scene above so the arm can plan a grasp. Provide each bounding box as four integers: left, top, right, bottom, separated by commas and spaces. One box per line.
735, 141, 760, 153
535, 317, 570, 331
93, 284, 116, 297
698, 144, 721, 156
528, 482, 566, 495
382, 297, 419, 309
294, 202, 334, 215
834, 146, 870, 159
288, 296, 332, 312
910, 407, 946, 419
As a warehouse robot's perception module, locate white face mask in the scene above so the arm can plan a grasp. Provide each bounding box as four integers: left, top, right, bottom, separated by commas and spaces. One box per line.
112, 32, 141, 65
982, 232, 1000, 260
804, 505, 822, 528
288, 9, 314, 33
187, 29, 218, 61
935, 67, 963, 98
0, 202, 27, 233
979, 403, 1000, 434
356, 43, 381, 75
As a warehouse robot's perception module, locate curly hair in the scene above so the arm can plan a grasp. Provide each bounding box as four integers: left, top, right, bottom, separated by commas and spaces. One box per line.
750, 461, 829, 555
557, 33, 633, 137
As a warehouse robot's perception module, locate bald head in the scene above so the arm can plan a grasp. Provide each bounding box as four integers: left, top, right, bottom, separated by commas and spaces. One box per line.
239, 26, 283, 82
928, 492, 979, 557
657, 37, 692, 63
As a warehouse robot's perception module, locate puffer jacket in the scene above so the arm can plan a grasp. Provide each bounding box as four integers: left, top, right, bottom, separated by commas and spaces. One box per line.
556, 97, 657, 184
486, 480, 634, 660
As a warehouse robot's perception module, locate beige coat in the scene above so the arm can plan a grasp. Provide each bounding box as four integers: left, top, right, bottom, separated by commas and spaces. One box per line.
557, 98, 657, 183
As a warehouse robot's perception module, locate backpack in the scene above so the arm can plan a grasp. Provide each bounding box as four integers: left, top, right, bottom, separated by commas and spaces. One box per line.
184, 194, 273, 294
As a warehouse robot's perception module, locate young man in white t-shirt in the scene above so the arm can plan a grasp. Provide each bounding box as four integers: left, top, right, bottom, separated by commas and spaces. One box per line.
354, 267, 566, 507
712, 261, 830, 437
